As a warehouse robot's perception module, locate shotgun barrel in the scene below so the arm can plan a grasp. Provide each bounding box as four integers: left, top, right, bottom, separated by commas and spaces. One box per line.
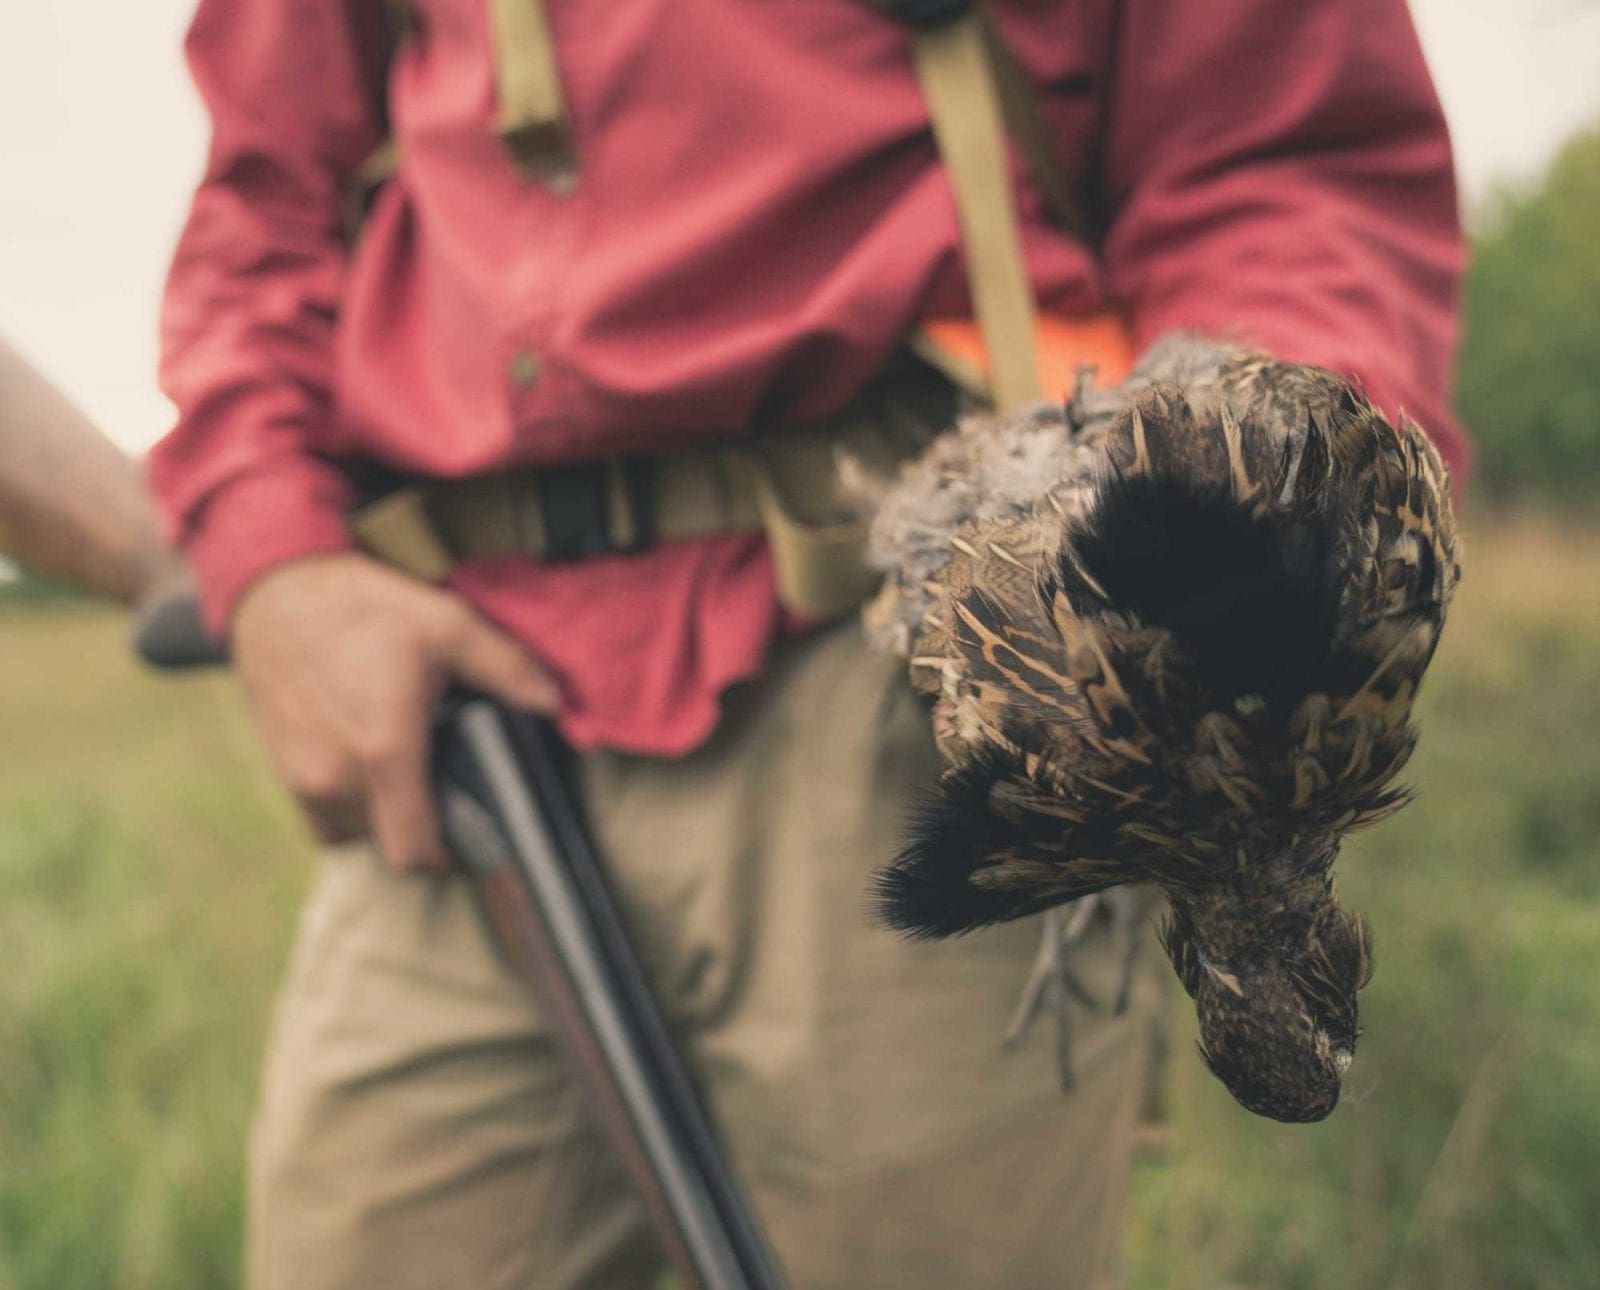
434, 695, 785, 1290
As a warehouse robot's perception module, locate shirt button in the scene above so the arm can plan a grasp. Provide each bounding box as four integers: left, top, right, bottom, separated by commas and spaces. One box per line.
542, 165, 578, 197
508, 350, 541, 389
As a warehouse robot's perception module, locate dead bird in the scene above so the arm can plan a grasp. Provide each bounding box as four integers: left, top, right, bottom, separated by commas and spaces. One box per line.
862, 334, 1461, 1123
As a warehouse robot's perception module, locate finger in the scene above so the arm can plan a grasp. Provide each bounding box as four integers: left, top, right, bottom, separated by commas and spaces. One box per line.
280, 750, 368, 845
447, 613, 561, 712
364, 721, 452, 874
302, 795, 369, 847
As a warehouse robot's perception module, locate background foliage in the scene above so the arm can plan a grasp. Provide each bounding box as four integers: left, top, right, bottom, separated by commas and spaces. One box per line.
1457, 118, 1600, 501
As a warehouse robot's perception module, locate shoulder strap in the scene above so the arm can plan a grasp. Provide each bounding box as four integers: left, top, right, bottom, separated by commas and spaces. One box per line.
488, 0, 574, 181
911, 14, 1040, 410
373, 1, 573, 182
911, 9, 1065, 410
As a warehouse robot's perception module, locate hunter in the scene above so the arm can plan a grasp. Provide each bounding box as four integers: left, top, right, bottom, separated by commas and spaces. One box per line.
149, 0, 1467, 1285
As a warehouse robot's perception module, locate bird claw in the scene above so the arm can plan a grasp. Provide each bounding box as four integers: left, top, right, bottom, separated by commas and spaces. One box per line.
1003, 901, 1101, 1089
1004, 890, 1146, 1091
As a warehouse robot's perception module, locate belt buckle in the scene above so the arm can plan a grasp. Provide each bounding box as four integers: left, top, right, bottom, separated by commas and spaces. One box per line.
534, 461, 647, 560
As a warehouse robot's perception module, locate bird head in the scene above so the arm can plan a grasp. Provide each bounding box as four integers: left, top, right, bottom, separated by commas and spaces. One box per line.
1162, 883, 1372, 1122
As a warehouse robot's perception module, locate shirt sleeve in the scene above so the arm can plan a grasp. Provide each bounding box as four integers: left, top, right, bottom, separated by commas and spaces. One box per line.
1095, 0, 1471, 477
150, 0, 391, 631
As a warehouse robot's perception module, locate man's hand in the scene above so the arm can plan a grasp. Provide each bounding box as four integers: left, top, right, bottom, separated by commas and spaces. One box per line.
232, 553, 560, 872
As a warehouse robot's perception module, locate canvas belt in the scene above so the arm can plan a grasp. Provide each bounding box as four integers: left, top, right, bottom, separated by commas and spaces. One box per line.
352, 3, 1084, 620
350, 374, 952, 620
352, 440, 876, 621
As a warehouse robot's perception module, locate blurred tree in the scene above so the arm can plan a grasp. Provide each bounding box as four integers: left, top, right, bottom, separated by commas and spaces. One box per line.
1457, 118, 1600, 501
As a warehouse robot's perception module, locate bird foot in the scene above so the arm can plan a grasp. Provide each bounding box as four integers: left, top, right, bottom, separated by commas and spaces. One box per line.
1004, 889, 1148, 1091
1003, 899, 1102, 1089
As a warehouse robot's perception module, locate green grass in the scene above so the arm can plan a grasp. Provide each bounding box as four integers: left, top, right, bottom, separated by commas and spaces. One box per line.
0, 609, 310, 1290
2, 512, 1598, 1288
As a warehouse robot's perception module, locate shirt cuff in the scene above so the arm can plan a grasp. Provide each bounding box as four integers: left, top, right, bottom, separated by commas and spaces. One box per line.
182, 460, 356, 634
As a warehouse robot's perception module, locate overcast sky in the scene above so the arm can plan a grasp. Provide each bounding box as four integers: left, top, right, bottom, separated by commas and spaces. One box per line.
1, 1, 1597, 454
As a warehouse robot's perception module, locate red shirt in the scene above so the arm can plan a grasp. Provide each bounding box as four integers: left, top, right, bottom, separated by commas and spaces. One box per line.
152, 0, 1466, 755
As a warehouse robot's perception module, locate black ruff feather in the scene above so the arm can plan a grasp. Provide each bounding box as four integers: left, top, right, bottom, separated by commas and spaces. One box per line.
873, 752, 1067, 939
1061, 469, 1357, 714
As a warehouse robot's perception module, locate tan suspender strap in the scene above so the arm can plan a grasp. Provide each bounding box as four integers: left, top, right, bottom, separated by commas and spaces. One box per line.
912, 11, 1042, 412
489, 0, 573, 178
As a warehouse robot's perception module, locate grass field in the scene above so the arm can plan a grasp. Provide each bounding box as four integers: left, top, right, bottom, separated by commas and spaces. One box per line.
2, 511, 1598, 1289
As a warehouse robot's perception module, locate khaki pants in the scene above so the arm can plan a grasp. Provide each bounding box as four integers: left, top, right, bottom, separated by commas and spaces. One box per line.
247, 622, 1154, 1289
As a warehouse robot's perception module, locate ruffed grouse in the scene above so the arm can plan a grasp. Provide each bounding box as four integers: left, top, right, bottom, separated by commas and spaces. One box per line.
862, 334, 1461, 1123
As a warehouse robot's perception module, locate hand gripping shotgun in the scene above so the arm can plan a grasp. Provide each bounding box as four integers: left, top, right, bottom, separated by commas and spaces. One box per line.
136, 606, 785, 1290
0, 371, 780, 1286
